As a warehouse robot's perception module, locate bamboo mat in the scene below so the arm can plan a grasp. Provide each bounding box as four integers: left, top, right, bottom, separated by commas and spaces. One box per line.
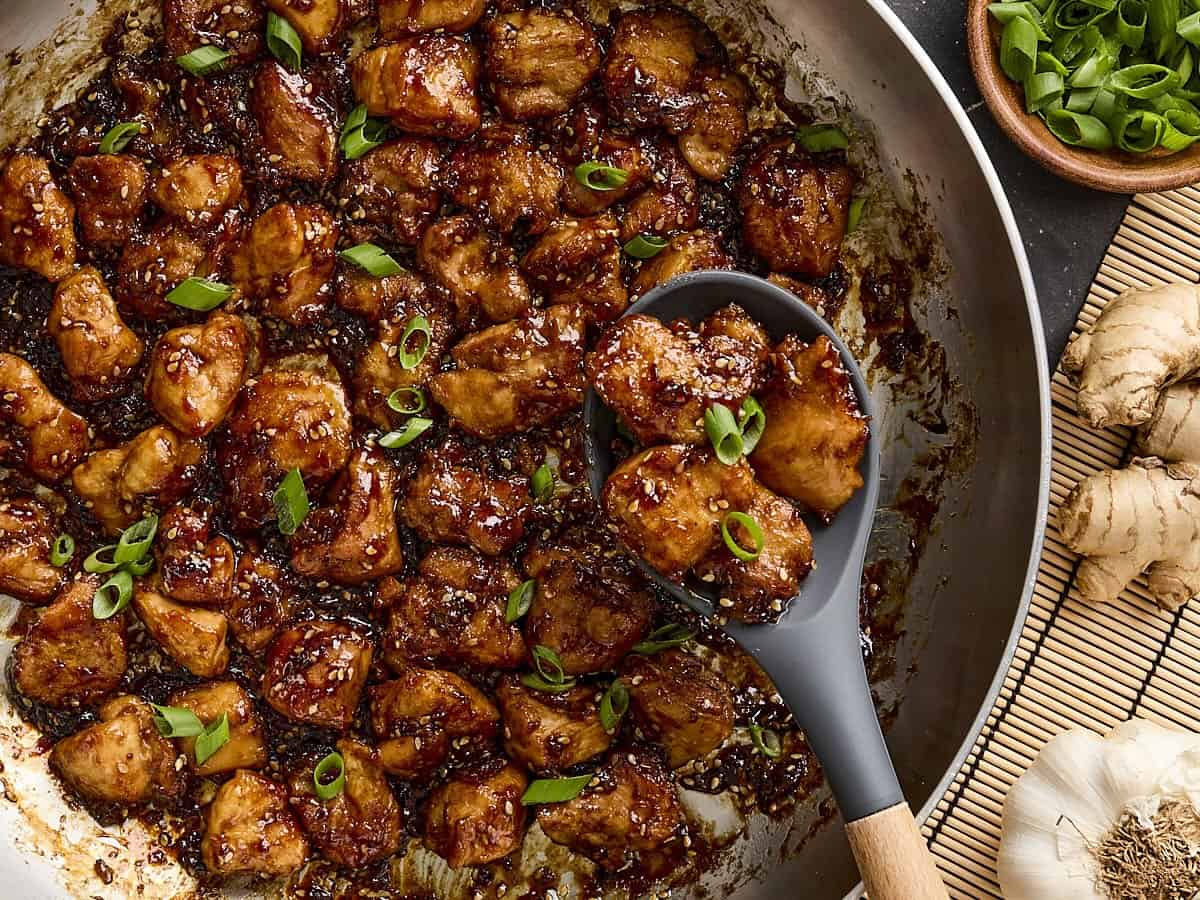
917, 186, 1200, 898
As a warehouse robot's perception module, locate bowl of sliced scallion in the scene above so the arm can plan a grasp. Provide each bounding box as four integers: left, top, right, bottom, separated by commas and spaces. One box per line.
969, 0, 1200, 191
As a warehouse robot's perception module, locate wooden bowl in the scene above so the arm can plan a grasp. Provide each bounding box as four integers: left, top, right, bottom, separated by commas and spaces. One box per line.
967, 0, 1200, 192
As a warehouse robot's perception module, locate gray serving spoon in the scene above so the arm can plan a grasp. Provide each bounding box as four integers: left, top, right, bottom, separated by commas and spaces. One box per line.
584, 271, 948, 900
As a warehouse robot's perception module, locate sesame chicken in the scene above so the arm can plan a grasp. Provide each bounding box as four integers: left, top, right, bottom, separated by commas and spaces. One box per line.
619, 141, 700, 244
250, 61, 339, 186
0, 353, 91, 483
168, 681, 268, 776
115, 216, 241, 320
65, 154, 149, 251
202, 770, 311, 876
557, 102, 657, 217
225, 543, 297, 653
133, 582, 232, 677
231, 202, 338, 325
417, 214, 533, 326
495, 675, 612, 772
447, 122, 563, 235
262, 0, 343, 52
352, 37, 482, 139
0, 494, 66, 604
337, 139, 442, 246
379, 0, 486, 36
164, 0, 265, 64
520, 214, 628, 321
151, 154, 244, 229
262, 621, 373, 729
678, 68, 750, 181
0, 154, 76, 282
423, 759, 528, 869
48, 267, 144, 402
629, 229, 733, 295
158, 502, 237, 606
335, 266, 432, 322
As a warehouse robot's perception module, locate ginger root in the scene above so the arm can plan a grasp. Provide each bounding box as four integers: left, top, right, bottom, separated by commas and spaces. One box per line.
1137, 381, 1200, 462
1058, 458, 1200, 610
1062, 282, 1200, 429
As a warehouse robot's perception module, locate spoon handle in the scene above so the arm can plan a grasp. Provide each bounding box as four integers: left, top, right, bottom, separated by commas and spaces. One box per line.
845, 802, 949, 900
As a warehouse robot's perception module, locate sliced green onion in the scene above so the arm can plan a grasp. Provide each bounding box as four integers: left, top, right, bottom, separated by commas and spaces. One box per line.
574, 161, 630, 191
340, 104, 390, 160
846, 197, 868, 233
1054, 0, 1111, 32
92, 570, 133, 619
1091, 86, 1123, 120
1001, 16, 1041, 83
521, 774, 592, 805
195, 713, 230, 766
1148, 0, 1181, 55
506, 579, 535, 623
266, 11, 302, 71
749, 724, 783, 759
1068, 51, 1115, 89
738, 397, 767, 455
632, 623, 696, 655
1179, 9, 1200, 46
1045, 108, 1117, 148
1161, 104, 1200, 147
1118, 0, 1148, 48
531, 463, 554, 501
398, 316, 432, 370
83, 544, 121, 574
151, 704, 204, 738
623, 234, 669, 259
166, 277, 234, 311
795, 124, 850, 152
125, 555, 156, 576
532, 644, 568, 684
599, 679, 629, 732
272, 468, 310, 536
520, 672, 577, 693
1109, 62, 1182, 97
50, 534, 74, 567
177, 46, 232, 76
339, 242, 403, 277
115, 514, 158, 565
98, 122, 141, 155
988, 2, 1050, 28
1026, 71, 1066, 112
1036, 51, 1069, 76
704, 403, 744, 465
721, 511, 765, 562
379, 417, 433, 449
313, 751, 346, 800
1112, 108, 1167, 149
1066, 86, 1101, 110
387, 386, 426, 415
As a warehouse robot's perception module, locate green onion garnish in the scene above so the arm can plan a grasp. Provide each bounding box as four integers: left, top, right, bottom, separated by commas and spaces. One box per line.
1113, 109, 1167, 152
623, 234, 668, 259
273, 468, 310, 536
398, 316, 432, 370
1045, 109, 1115, 149
340, 242, 404, 277
749, 724, 783, 759
195, 713, 230, 765
632, 623, 695, 655
704, 403, 744, 465
126, 555, 156, 576
92, 569, 133, 619
521, 774, 592, 805
846, 198, 868, 234
520, 672, 577, 693
176, 46, 232, 76
599, 679, 629, 733
115, 514, 158, 565
387, 386, 426, 415
506, 579, 535, 624
50, 534, 74, 567
151, 704, 204, 738
531, 463, 554, 501
266, 11, 302, 71
339, 104, 390, 160
83, 544, 121, 574
999, 15, 1040, 82
738, 397, 767, 455
574, 161, 630, 191
314, 751, 346, 800
379, 416, 433, 449
532, 644, 568, 683
166, 277, 234, 311
795, 124, 849, 153
98, 122, 141, 155
721, 511, 764, 562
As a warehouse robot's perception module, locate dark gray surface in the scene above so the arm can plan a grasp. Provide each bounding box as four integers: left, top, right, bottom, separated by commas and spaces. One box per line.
887, 0, 1130, 365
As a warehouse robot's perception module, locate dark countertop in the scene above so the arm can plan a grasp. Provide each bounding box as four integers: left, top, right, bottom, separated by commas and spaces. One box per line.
887, 0, 1131, 365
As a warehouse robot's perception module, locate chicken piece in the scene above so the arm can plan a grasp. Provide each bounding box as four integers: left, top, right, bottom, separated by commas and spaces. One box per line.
0, 154, 76, 281
217, 353, 353, 530
168, 681, 268, 776
536, 747, 685, 869
621, 650, 734, 767
231, 202, 338, 324
151, 155, 244, 229
146, 311, 253, 437
133, 583, 231, 677
0, 494, 65, 604
352, 38, 482, 139
522, 550, 655, 675
630, 229, 732, 296
379, 0, 486, 35
226, 544, 297, 652
620, 144, 700, 243
558, 104, 657, 216
158, 502, 236, 605
417, 215, 532, 326
520, 214, 627, 321
66, 154, 149, 251
263, 621, 373, 729
263, 0, 342, 52
0, 353, 91, 483
423, 760, 527, 869
484, 6, 600, 121
370, 668, 499, 777
448, 124, 562, 236
115, 217, 240, 320
495, 676, 611, 772
288, 739, 403, 868
203, 770, 310, 876
429, 304, 587, 439
290, 448, 404, 584
71, 425, 205, 534
750, 334, 869, 518
336, 267, 430, 322
586, 305, 769, 446
602, 7, 723, 132
337, 139, 442, 245
603, 445, 753, 579
251, 62, 339, 186
164, 0, 265, 63
400, 443, 531, 555
11, 577, 126, 707
739, 137, 855, 277
50, 696, 186, 805
48, 267, 143, 402
678, 69, 749, 181
382, 547, 526, 669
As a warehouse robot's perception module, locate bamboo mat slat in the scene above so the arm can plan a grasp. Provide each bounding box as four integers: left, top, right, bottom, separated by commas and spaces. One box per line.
919, 187, 1200, 898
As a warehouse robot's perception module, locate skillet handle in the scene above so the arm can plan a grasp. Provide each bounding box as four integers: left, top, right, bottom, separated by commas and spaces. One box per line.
845, 802, 949, 900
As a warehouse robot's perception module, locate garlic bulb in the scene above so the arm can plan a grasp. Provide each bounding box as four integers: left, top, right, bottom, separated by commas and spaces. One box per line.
997, 718, 1200, 899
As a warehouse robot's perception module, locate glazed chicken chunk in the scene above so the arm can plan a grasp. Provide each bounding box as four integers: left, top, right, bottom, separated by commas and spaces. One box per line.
288, 739, 403, 869
630, 229, 733, 295
447, 124, 563, 235
0, 353, 91, 483
49, 267, 143, 401
495, 675, 612, 772
678, 69, 750, 181
146, 311, 254, 437
115, 220, 232, 320
484, 6, 602, 121
371, 667, 500, 777
158, 502, 236, 605
337, 139, 442, 245
382, 547, 527, 670
536, 747, 686, 869
12, 577, 127, 707
619, 142, 700, 243
0, 494, 66, 604
251, 62, 339, 186
558, 104, 656, 216
352, 38, 482, 139
336, 266, 431, 322
226, 544, 297, 653
168, 681, 268, 776
521, 214, 628, 321
749, 334, 870, 518
263, 0, 343, 52
429, 304, 588, 439
164, 0, 265, 63
133, 583, 232, 677
0, 154, 76, 281
423, 759, 528, 869
289, 448, 405, 584
50, 696, 186, 806
739, 137, 855, 277
587, 304, 770, 445
379, 0, 486, 36
66, 154, 149, 250
263, 621, 373, 730
203, 770, 310, 876
417, 215, 533, 325
151, 154, 244, 228
231, 202, 338, 324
